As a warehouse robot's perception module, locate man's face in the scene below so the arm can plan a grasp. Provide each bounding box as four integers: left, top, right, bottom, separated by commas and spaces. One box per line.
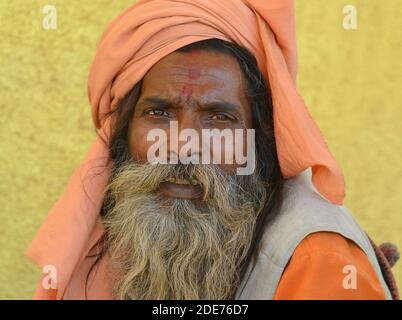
128, 50, 253, 200
105, 48, 265, 300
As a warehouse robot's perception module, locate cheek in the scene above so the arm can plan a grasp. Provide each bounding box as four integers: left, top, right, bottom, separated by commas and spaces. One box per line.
129, 123, 155, 163
210, 132, 251, 174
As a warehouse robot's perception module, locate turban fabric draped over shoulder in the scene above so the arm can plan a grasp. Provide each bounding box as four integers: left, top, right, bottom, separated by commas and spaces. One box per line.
26, 0, 346, 299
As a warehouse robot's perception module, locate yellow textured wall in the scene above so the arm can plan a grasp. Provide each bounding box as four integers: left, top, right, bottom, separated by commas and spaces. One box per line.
0, 0, 401, 299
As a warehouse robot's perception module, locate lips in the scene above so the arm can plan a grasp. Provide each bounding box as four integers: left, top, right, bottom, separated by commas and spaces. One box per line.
158, 177, 204, 199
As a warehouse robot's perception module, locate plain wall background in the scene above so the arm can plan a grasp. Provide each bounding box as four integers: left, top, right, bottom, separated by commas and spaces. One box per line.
0, 0, 401, 299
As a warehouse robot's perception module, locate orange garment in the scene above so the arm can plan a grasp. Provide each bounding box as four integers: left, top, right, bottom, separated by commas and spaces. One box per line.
274, 232, 386, 300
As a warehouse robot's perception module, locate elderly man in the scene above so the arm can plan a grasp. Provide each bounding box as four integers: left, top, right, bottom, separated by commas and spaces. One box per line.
26, 0, 398, 300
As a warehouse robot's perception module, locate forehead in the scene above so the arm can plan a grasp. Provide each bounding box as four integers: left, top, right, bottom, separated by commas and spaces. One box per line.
140, 50, 247, 103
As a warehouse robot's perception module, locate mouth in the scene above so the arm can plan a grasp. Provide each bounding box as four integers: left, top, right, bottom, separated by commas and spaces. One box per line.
158, 177, 204, 200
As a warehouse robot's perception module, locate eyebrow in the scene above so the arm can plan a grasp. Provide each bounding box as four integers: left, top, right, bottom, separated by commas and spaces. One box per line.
137, 96, 242, 113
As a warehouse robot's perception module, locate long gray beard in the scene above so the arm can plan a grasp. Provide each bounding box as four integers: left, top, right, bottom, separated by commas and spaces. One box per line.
102, 160, 266, 300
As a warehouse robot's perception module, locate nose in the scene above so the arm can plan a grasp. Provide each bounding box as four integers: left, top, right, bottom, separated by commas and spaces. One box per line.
167, 114, 202, 164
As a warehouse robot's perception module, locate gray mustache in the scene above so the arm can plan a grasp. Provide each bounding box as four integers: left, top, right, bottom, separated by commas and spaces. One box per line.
108, 160, 265, 210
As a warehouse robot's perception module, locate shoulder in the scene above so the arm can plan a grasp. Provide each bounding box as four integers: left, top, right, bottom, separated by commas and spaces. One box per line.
273, 231, 386, 299
292, 231, 367, 260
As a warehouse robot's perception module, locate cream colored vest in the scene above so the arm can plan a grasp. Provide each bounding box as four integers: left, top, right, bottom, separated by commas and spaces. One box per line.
234, 169, 392, 300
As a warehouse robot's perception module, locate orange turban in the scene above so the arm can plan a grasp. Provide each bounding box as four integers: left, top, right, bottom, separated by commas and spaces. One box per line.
26, 0, 345, 299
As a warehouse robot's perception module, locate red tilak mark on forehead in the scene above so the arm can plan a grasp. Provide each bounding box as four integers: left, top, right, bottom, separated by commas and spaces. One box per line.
188, 67, 201, 80
181, 85, 193, 97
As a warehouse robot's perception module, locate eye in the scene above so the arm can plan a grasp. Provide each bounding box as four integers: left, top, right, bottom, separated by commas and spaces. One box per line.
210, 113, 234, 121
145, 108, 170, 117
